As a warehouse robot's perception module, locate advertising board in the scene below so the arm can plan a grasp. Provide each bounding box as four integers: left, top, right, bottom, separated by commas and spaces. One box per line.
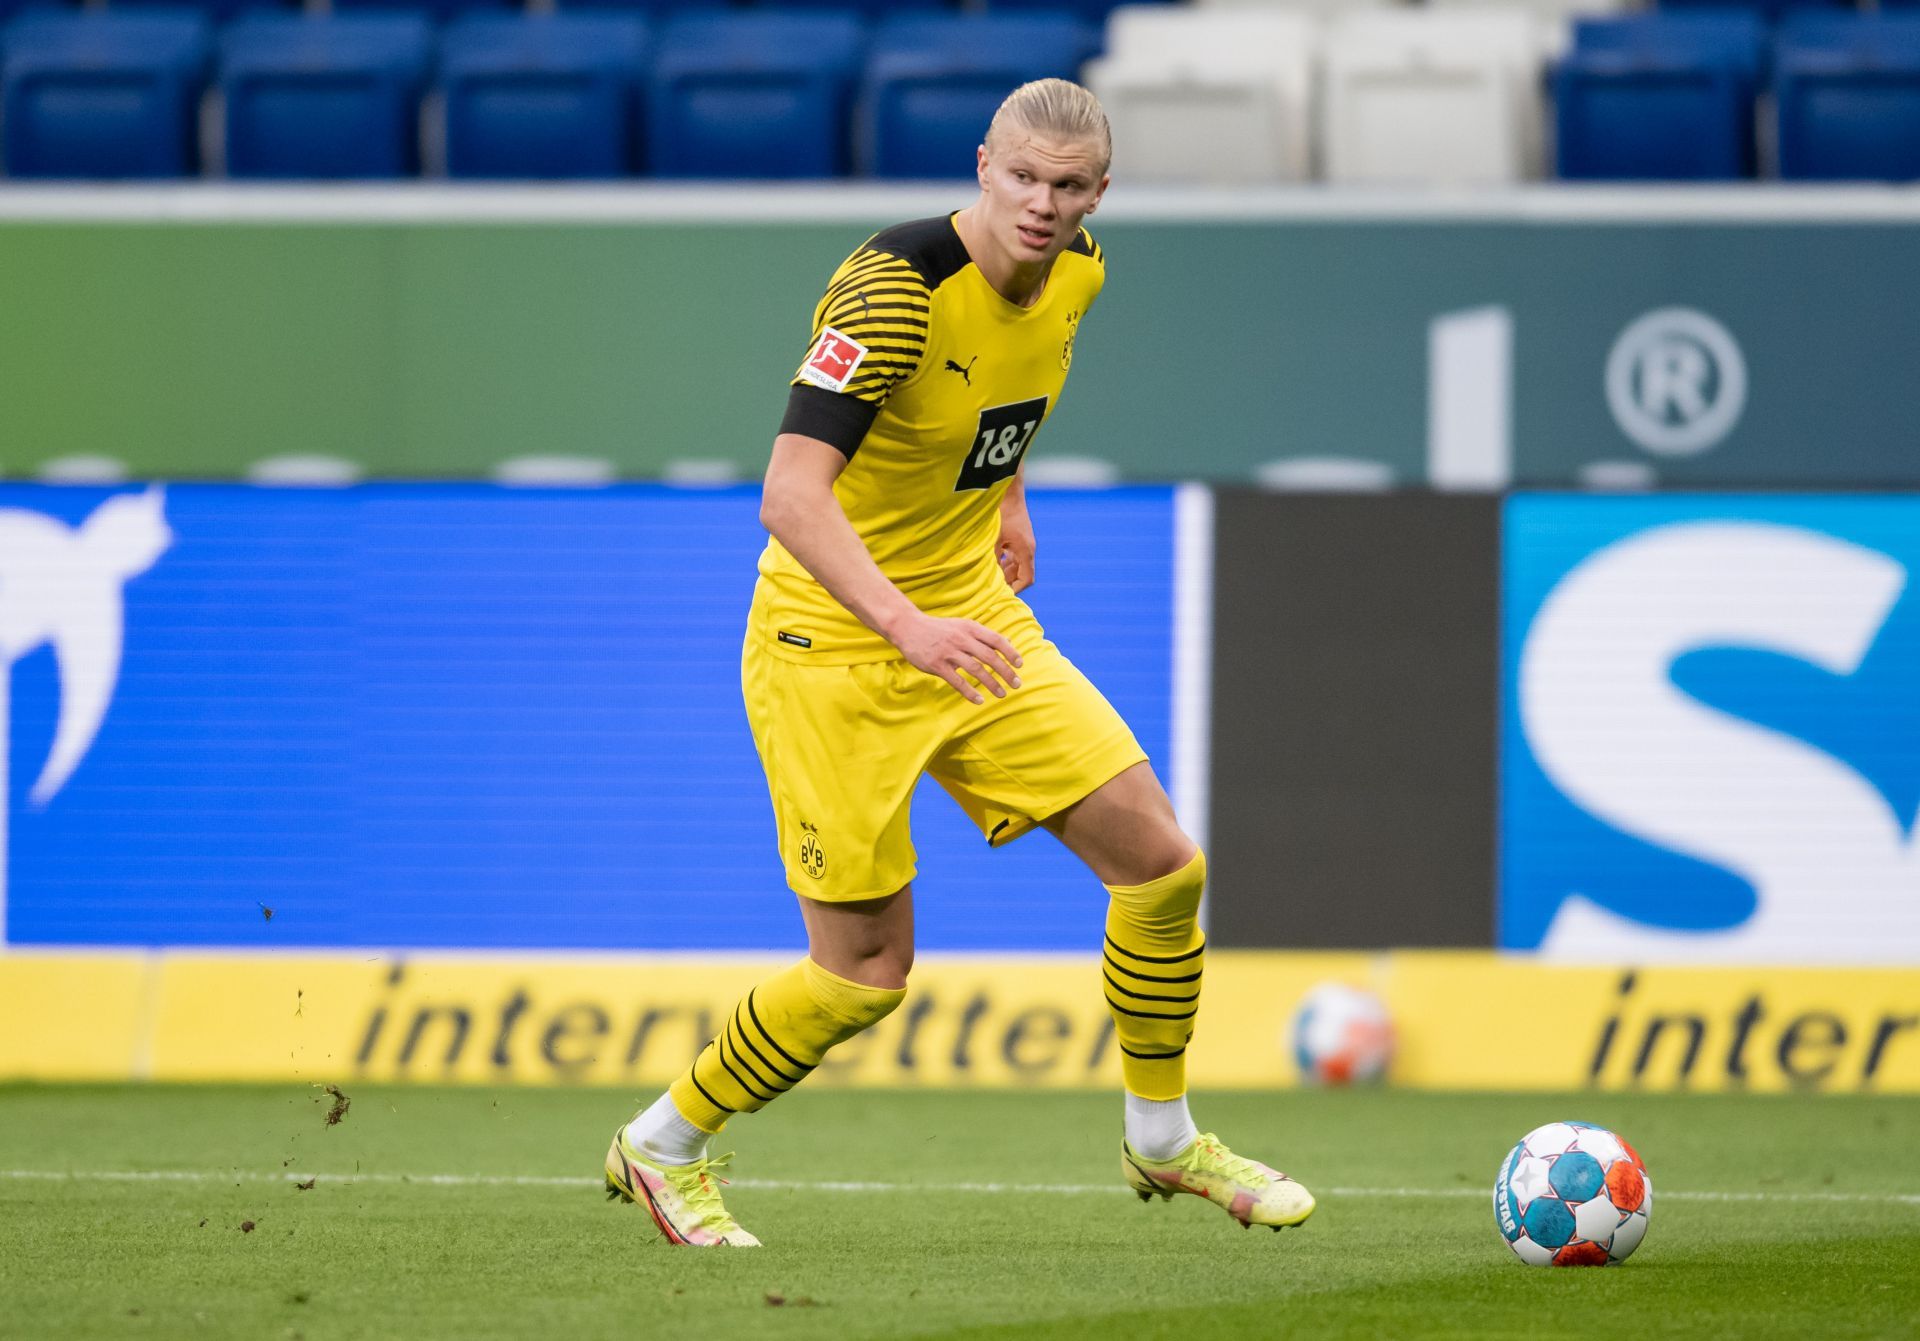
1, 484, 1178, 952
1503, 495, 1920, 964
6, 949, 1914, 1093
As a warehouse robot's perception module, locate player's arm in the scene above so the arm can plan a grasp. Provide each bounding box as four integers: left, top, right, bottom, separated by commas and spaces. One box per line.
760, 434, 1022, 704
996, 464, 1036, 594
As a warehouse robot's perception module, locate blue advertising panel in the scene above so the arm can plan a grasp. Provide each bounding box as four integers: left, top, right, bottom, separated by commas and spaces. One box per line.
1502, 495, 1920, 963
2, 485, 1175, 951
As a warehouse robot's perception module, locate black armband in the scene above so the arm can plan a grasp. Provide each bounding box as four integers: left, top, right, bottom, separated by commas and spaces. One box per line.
779, 384, 880, 460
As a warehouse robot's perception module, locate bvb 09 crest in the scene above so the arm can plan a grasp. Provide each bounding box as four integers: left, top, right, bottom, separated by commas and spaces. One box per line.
797, 821, 826, 880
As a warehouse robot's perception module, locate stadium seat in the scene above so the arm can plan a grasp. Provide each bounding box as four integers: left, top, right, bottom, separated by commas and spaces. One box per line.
737, 0, 946, 17
1431, 0, 1632, 25
1775, 13, 1920, 180
1657, 0, 1850, 27
220, 14, 433, 179
1191, 0, 1378, 16
1553, 13, 1766, 179
1, 11, 211, 179
991, 0, 1172, 26
1321, 10, 1545, 185
332, 0, 512, 25
1082, 5, 1315, 183
440, 13, 648, 179
551, 0, 725, 15
105, 0, 295, 24
648, 10, 866, 179
861, 12, 1100, 178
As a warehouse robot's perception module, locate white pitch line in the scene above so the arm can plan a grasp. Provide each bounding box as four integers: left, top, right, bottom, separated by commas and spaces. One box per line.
2, 1169, 1917, 1206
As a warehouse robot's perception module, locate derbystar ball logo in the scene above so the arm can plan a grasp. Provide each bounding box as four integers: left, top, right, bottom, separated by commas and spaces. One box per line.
1494, 1157, 1518, 1238
799, 328, 867, 393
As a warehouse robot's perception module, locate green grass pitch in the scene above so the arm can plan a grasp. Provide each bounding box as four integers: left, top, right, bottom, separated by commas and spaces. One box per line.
1, 1085, 1915, 1339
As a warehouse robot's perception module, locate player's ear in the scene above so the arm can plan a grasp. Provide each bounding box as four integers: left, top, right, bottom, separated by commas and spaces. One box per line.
976, 143, 990, 190
1087, 173, 1111, 214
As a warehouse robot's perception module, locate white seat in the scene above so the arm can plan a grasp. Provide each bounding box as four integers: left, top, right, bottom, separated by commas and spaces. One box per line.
1195, 0, 1414, 20
1320, 9, 1545, 184
1086, 6, 1317, 183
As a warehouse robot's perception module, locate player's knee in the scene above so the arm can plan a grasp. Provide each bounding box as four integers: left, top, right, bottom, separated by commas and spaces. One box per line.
1143, 829, 1202, 885
1108, 828, 1202, 892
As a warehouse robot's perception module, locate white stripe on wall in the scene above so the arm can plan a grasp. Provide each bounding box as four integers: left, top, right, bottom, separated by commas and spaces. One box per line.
1171, 484, 1215, 930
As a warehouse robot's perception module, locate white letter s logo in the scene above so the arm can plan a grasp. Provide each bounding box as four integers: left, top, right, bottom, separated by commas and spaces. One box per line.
1519, 521, 1918, 962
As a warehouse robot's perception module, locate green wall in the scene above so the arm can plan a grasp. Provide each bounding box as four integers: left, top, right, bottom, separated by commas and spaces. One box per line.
5, 206, 1914, 485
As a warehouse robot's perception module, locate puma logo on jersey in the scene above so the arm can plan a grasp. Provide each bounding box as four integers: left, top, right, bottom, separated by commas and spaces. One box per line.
944, 356, 977, 386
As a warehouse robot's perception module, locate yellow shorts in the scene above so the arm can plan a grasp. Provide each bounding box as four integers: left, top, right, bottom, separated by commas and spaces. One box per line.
741, 601, 1148, 901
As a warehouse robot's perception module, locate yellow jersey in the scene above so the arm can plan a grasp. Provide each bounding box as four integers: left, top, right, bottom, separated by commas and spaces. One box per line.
752, 212, 1105, 664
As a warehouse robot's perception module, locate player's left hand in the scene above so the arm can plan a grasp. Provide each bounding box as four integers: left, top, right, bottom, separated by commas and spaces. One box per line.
997, 503, 1036, 594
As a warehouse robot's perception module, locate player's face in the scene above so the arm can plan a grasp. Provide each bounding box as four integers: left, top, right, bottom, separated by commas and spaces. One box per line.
975, 133, 1110, 265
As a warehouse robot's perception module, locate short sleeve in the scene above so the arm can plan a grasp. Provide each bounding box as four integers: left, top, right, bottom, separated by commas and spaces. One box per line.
789, 247, 932, 406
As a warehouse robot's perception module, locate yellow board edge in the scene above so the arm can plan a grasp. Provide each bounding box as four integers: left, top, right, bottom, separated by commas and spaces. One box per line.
3, 950, 1916, 1093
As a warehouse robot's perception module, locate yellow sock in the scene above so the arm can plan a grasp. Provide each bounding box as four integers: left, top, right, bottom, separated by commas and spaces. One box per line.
669, 957, 905, 1133
1101, 849, 1206, 1101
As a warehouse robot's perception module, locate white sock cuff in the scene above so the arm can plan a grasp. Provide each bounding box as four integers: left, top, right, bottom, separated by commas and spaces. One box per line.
625, 1092, 710, 1166
1124, 1092, 1200, 1162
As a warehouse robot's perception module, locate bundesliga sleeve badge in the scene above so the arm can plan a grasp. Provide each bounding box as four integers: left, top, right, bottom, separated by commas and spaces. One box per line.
799, 327, 869, 393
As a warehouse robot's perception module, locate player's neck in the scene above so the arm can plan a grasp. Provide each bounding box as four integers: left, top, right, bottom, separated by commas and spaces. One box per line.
953, 207, 1052, 309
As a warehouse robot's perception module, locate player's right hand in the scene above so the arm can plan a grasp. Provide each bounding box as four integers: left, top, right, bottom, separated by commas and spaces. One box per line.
889, 613, 1023, 704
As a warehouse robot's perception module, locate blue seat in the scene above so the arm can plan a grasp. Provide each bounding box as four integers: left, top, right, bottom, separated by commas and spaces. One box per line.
648, 10, 865, 178
986, 0, 1165, 25
441, 14, 647, 178
103, 0, 294, 25
2, 10, 210, 178
1776, 14, 1920, 180
552, 0, 724, 16
1553, 14, 1766, 180
1656, 0, 1849, 26
221, 14, 433, 179
737, 0, 946, 18
332, 0, 511, 26
861, 12, 1099, 178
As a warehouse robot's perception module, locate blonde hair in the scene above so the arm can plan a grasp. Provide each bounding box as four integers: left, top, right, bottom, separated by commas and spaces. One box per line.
986, 79, 1111, 171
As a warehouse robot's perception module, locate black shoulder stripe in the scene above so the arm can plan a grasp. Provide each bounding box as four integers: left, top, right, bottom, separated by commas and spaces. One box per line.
1068, 226, 1099, 260
821, 295, 931, 326
825, 254, 920, 298
863, 214, 972, 289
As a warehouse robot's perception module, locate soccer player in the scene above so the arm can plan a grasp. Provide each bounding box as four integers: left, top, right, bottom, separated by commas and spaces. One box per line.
604, 79, 1315, 1247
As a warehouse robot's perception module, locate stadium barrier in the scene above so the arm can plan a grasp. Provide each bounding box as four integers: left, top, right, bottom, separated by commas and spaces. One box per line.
0, 483, 1194, 956
3, 188, 1920, 488
6, 484, 1918, 1094
3, 951, 1915, 1093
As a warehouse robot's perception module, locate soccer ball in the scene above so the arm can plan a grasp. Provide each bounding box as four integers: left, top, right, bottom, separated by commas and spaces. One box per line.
1494, 1121, 1652, 1266
1288, 982, 1394, 1085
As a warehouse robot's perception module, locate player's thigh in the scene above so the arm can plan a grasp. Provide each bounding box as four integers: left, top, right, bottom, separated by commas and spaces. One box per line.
926, 635, 1147, 850
742, 643, 942, 901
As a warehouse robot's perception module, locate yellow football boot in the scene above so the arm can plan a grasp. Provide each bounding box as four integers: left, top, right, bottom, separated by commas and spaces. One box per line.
604, 1126, 760, 1247
1122, 1132, 1316, 1231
